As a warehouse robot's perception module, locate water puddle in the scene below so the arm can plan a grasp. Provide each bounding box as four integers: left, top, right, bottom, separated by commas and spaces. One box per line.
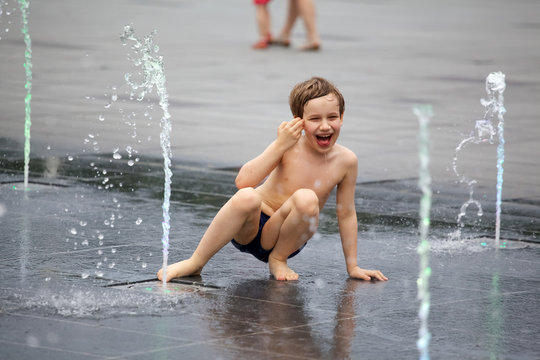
107, 278, 221, 295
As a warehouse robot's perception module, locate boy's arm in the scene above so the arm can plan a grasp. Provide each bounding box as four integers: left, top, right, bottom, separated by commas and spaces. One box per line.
235, 117, 304, 188
337, 153, 387, 281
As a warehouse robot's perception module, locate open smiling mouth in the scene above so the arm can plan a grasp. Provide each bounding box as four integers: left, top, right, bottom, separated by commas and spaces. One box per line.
316, 134, 332, 146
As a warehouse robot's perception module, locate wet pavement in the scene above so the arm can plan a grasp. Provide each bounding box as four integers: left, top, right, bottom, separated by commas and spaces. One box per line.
1, 157, 539, 359
1, 0, 540, 359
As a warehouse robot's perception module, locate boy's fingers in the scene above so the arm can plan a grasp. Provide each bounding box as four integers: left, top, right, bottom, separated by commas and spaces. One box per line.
355, 271, 371, 281
290, 117, 302, 126
291, 118, 304, 131
373, 271, 387, 281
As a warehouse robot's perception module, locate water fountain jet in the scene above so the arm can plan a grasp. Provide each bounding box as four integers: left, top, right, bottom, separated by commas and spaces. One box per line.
451, 72, 506, 247
19, 0, 32, 190
120, 24, 173, 286
413, 104, 433, 360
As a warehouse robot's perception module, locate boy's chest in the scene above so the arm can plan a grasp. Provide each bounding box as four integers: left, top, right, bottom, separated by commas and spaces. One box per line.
278, 157, 343, 195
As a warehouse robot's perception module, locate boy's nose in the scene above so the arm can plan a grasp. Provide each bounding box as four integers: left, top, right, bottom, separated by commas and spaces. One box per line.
320, 119, 331, 129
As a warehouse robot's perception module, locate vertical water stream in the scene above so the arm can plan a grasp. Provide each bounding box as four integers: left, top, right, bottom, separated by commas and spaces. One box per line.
121, 25, 173, 286
413, 104, 433, 360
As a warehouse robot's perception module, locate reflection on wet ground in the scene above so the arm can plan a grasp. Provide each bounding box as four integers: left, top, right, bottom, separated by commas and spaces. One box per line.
0, 152, 539, 359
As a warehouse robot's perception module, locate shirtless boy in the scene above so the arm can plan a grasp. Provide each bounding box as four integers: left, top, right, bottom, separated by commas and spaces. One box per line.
158, 77, 387, 282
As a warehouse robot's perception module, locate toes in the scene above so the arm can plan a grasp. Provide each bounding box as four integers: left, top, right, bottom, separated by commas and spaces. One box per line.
287, 273, 299, 281
276, 270, 298, 281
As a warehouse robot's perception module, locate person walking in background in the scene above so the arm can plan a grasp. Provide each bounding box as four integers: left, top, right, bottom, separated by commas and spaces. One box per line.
275, 0, 321, 51
252, 0, 321, 51
252, 0, 273, 49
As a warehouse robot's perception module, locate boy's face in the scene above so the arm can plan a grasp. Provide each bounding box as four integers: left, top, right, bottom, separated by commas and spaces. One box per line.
302, 93, 343, 154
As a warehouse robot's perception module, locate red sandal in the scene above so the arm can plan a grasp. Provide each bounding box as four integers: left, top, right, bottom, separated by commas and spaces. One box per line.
252, 34, 272, 49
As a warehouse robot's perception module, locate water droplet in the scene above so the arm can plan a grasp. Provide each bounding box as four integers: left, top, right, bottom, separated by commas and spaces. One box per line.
95, 271, 104, 278
45, 277, 51, 282
135, 217, 142, 225
113, 153, 122, 160
98, 114, 105, 122
79, 221, 87, 227
98, 233, 104, 240
81, 272, 89, 279
141, 263, 147, 268
67, 156, 74, 161
111, 94, 118, 102
315, 278, 326, 288
127, 160, 135, 166
70, 228, 77, 235
111, 248, 117, 254
81, 239, 89, 246
108, 262, 116, 268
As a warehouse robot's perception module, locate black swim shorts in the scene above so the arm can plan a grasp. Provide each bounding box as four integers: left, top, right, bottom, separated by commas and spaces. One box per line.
231, 212, 305, 263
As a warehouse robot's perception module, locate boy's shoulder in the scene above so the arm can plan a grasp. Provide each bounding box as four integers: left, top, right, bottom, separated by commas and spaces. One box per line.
333, 143, 358, 164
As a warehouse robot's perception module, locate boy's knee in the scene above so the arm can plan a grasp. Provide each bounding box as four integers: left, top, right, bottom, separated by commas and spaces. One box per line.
232, 187, 261, 213
292, 188, 319, 217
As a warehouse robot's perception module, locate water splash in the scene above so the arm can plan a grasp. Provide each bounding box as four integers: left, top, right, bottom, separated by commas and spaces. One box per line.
121, 24, 173, 286
413, 104, 433, 360
482, 72, 506, 248
19, 0, 32, 190
450, 73, 505, 241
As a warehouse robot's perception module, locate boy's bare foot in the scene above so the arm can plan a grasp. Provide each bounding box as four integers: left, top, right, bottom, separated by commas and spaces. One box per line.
157, 259, 201, 282
268, 256, 299, 281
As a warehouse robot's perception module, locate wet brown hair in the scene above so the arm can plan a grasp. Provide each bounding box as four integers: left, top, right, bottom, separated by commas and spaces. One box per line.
289, 77, 345, 118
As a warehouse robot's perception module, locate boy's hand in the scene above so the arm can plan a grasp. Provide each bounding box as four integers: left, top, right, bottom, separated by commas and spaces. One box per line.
277, 117, 304, 150
348, 266, 388, 281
